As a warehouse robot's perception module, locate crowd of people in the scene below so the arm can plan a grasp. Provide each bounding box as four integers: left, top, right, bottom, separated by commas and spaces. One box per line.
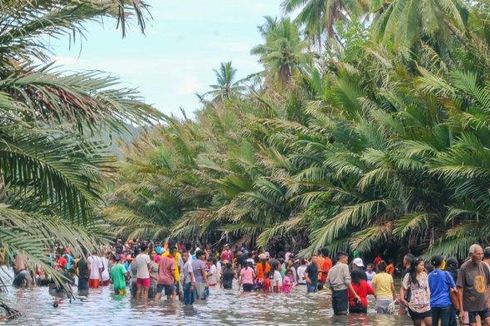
10, 240, 490, 326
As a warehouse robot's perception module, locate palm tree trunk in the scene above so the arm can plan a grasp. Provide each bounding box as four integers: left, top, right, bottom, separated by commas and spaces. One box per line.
280, 65, 292, 86
0, 170, 6, 204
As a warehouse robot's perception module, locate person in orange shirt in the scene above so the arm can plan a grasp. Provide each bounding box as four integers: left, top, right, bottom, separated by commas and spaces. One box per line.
316, 252, 325, 284
320, 248, 333, 284
255, 253, 271, 291
385, 260, 395, 275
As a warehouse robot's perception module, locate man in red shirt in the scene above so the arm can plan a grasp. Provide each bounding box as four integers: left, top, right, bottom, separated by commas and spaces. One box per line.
220, 244, 233, 262
56, 252, 67, 271
156, 248, 176, 301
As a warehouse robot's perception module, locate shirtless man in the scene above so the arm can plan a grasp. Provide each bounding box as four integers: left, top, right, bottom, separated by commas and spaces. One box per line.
13, 253, 32, 287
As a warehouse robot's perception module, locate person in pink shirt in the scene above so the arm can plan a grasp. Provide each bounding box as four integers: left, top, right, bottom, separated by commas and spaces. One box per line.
239, 261, 255, 292
282, 269, 294, 293
155, 251, 176, 301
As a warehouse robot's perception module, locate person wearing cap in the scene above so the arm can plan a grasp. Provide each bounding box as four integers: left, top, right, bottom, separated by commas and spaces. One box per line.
326, 252, 361, 315
352, 258, 368, 281
111, 254, 129, 295
154, 246, 163, 264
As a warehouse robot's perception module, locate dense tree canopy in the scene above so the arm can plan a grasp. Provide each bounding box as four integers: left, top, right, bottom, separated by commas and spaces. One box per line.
106, 0, 490, 260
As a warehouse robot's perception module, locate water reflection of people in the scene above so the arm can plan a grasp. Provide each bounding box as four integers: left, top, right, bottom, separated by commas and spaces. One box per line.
346, 313, 372, 326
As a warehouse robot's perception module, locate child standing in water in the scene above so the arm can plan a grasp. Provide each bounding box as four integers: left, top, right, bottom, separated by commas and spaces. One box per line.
282, 269, 294, 293
263, 272, 272, 292
365, 264, 376, 286
272, 261, 283, 293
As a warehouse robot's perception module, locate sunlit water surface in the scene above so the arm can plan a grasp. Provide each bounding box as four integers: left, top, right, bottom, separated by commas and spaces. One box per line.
1, 273, 414, 325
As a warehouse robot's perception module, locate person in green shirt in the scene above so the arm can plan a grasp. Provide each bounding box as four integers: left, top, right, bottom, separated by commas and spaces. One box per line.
111, 254, 129, 295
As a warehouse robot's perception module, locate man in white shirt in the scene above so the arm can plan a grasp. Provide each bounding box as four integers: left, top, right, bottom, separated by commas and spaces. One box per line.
134, 244, 151, 301
87, 251, 103, 288
181, 251, 196, 305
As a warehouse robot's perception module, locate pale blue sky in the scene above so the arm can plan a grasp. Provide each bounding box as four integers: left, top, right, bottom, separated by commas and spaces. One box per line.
50, 0, 282, 117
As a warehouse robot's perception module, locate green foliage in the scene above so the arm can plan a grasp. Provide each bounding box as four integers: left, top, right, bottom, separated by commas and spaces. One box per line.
251, 17, 313, 86
0, 0, 158, 289
107, 1, 490, 260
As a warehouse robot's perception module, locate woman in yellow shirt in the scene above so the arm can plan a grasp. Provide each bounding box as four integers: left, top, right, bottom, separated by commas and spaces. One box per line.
371, 261, 396, 314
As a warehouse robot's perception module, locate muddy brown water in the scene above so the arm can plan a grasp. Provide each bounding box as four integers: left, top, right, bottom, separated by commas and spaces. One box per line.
1, 271, 414, 325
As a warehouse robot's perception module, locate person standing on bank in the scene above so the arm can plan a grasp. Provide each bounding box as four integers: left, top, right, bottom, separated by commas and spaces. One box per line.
457, 244, 490, 326
326, 252, 361, 315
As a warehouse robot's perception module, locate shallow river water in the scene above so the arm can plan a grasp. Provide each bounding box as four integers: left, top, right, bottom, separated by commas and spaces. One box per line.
1, 279, 416, 326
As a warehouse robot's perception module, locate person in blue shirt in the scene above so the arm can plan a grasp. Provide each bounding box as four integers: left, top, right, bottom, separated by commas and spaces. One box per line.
428, 255, 457, 326
64, 248, 75, 272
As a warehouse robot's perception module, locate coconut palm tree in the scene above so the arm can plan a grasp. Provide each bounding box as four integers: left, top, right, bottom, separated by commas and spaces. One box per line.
251, 17, 313, 86
203, 62, 246, 102
371, 0, 469, 49
0, 0, 160, 301
281, 0, 369, 48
